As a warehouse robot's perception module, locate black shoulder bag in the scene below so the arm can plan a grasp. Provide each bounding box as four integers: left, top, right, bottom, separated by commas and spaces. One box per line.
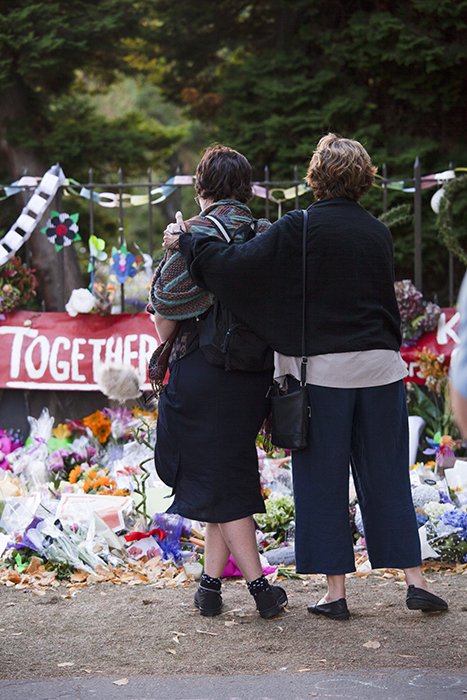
269, 209, 310, 450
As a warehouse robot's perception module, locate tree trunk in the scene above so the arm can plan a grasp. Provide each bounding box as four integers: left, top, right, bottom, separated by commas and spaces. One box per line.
0, 84, 83, 310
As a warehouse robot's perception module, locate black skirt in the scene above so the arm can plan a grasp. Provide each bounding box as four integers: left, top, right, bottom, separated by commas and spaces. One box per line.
154, 348, 272, 523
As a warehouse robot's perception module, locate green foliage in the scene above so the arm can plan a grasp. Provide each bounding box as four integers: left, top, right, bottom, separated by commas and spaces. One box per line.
407, 382, 455, 439
437, 175, 467, 267
379, 204, 413, 229
148, 0, 467, 172
147, 0, 467, 300
0, 1, 185, 182
255, 495, 295, 544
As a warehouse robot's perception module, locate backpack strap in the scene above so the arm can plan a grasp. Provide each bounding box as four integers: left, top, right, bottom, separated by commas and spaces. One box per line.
204, 214, 258, 244
204, 214, 233, 243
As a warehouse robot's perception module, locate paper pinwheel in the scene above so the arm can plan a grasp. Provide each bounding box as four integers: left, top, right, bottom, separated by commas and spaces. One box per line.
110, 244, 138, 284
41, 211, 80, 251
88, 235, 107, 262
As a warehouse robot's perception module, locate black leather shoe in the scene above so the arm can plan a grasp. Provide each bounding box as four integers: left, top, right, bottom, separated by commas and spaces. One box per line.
194, 586, 223, 616
308, 598, 350, 620
253, 585, 288, 619
406, 585, 448, 612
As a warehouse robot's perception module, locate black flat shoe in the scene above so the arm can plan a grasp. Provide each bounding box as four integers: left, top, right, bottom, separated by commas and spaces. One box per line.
194, 586, 223, 616
406, 585, 448, 612
254, 585, 288, 619
308, 598, 350, 620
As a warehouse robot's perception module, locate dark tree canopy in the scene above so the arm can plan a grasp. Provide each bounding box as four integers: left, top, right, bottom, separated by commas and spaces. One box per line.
148, 0, 467, 175
0, 0, 184, 308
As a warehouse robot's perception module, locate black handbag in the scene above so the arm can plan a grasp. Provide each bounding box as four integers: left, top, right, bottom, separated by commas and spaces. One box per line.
269, 209, 310, 450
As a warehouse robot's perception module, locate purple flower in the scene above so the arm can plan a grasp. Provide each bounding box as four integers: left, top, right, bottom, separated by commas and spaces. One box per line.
439, 491, 454, 505
47, 448, 67, 472
441, 510, 467, 540
15, 517, 45, 553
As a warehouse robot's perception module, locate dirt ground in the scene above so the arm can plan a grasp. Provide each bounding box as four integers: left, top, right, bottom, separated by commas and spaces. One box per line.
0, 570, 466, 681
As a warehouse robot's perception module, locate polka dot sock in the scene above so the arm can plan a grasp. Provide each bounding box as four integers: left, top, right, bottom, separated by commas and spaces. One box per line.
200, 573, 221, 591
247, 575, 271, 596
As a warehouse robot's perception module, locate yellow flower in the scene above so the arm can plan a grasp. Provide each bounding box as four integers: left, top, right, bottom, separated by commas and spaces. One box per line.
52, 423, 72, 439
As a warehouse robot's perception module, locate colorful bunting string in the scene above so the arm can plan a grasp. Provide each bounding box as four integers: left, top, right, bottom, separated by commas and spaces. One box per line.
3, 166, 467, 210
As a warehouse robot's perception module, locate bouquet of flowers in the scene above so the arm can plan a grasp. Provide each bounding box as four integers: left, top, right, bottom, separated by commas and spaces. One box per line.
394, 279, 441, 346
0, 256, 37, 315
411, 462, 467, 563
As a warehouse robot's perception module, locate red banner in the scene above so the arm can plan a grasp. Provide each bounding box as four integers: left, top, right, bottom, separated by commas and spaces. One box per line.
0, 308, 459, 391
0, 311, 159, 391
401, 308, 460, 383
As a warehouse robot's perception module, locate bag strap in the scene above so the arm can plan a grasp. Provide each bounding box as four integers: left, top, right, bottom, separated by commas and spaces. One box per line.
300, 209, 309, 387
204, 214, 233, 243
205, 214, 258, 244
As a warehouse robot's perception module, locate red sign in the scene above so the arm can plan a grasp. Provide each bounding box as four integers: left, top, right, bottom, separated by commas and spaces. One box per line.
401, 308, 460, 384
0, 311, 159, 391
0, 308, 459, 391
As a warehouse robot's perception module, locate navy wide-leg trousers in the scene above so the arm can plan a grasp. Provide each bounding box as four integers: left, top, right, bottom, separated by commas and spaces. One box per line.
290, 379, 422, 574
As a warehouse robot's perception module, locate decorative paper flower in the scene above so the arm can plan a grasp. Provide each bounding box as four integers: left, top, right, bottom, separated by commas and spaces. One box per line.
41, 211, 81, 251
65, 288, 96, 317
88, 235, 107, 262
110, 244, 138, 284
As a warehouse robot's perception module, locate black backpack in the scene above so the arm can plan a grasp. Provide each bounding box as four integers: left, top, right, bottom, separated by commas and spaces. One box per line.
196, 214, 274, 372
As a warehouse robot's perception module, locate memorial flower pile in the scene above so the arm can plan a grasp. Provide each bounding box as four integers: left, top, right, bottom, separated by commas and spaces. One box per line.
410, 459, 467, 563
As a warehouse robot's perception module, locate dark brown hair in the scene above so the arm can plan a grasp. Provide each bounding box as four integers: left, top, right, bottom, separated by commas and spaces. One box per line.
306, 133, 377, 201
195, 144, 252, 203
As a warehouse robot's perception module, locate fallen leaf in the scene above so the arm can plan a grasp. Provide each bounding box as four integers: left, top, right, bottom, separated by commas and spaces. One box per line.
363, 640, 381, 649
196, 629, 218, 636
113, 678, 129, 686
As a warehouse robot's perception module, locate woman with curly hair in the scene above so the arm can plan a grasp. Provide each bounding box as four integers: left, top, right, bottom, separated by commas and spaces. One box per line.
169, 134, 448, 619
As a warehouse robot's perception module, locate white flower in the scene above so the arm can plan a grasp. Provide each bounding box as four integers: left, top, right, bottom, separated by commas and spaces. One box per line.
423, 501, 456, 520
65, 288, 96, 317
412, 484, 440, 508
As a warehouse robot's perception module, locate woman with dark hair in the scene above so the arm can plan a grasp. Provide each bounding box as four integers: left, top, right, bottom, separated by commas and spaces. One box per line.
167, 134, 448, 619
148, 144, 287, 619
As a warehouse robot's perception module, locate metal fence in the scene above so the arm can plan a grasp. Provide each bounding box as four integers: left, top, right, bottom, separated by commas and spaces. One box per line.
8, 159, 463, 309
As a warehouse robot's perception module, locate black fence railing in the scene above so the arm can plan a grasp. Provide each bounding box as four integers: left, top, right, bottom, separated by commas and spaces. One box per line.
3, 159, 464, 310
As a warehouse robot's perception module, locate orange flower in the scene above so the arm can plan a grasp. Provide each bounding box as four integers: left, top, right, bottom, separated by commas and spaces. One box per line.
83, 410, 112, 444
68, 466, 82, 484
82, 478, 92, 493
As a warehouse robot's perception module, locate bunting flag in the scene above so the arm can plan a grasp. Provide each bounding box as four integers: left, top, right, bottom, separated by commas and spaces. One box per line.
2, 164, 467, 250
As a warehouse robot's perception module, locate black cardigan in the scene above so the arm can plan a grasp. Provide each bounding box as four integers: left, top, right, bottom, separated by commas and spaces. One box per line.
179, 198, 401, 357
